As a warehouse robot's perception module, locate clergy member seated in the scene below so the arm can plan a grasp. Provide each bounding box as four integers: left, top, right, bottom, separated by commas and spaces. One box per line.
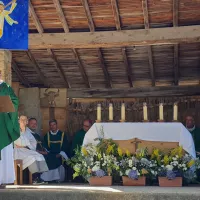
70, 119, 92, 157
185, 115, 200, 156
40, 119, 69, 183
14, 116, 48, 184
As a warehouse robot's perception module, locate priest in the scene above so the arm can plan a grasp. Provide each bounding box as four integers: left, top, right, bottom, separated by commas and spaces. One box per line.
14, 116, 48, 184
70, 119, 92, 157
0, 71, 20, 185
40, 119, 69, 182
185, 115, 200, 156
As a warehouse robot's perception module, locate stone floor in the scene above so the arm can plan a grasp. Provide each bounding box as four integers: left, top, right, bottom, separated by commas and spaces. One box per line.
0, 185, 200, 200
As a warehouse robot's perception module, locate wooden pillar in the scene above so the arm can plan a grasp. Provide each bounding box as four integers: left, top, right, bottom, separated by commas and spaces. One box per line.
0, 51, 12, 85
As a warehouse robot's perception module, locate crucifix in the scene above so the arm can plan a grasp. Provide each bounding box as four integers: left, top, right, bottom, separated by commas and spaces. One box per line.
44, 89, 60, 120
131, 138, 141, 152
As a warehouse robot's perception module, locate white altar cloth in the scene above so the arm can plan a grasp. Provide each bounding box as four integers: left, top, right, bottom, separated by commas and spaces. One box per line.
83, 122, 196, 158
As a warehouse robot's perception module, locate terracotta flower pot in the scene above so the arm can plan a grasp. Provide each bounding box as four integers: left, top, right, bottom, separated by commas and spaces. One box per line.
89, 176, 112, 186
122, 176, 146, 186
158, 177, 182, 187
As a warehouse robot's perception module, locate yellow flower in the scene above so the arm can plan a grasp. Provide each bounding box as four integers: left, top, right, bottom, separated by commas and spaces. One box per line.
141, 168, 148, 175
187, 160, 195, 168
97, 153, 102, 159
87, 168, 92, 174
126, 150, 131, 157
163, 155, 169, 166
118, 147, 123, 157
106, 144, 113, 154
82, 147, 88, 156
178, 146, 183, 158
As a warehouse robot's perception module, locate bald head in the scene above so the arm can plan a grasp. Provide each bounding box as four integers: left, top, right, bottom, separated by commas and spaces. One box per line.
83, 119, 92, 132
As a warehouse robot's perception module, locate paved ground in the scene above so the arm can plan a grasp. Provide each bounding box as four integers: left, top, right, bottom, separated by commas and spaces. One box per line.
1, 185, 200, 200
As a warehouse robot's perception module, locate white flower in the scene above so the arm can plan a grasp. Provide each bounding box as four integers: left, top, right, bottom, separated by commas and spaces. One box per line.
120, 171, 123, 176
182, 164, 186, 167
161, 165, 164, 168
137, 172, 140, 176
150, 164, 153, 167
166, 165, 173, 171
184, 167, 187, 171
125, 169, 131, 176
176, 155, 179, 158
92, 165, 100, 172
172, 157, 177, 161
132, 167, 137, 170
151, 170, 155, 175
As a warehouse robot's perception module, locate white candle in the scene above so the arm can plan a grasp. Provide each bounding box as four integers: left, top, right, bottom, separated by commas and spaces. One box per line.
159, 103, 164, 120
121, 103, 125, 121
173, 103, 178, 121
109, 103, 113, 121
143, 103, 148, 121
97, 104, 101, 121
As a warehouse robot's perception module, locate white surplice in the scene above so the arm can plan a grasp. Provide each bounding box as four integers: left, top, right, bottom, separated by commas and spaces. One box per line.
0, 143, 15, 185
14, 128, 48, 174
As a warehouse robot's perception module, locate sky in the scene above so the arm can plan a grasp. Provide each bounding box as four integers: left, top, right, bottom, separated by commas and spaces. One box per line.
0, 0, 28, 50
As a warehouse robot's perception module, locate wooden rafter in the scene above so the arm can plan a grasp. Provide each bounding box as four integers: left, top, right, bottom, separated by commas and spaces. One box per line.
142, 0, 150, 29
68, 85, 200, 98
29, 0, 43, 33
97, 49, 112, 88
142, 0, 155, 86
26, 51, 48, 86
47, 49, 70, 88
81, 0, 95, 32
12, 60, 30, 87
29, 25, 200, 49
72, 49, 90, 88
111, 0, 121, 30
122, 48, 133, 87
53, 0, 69, 33
173, 0, 179, 85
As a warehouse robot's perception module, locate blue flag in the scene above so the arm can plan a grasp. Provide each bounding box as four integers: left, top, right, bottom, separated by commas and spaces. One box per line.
0, 0, 28, 50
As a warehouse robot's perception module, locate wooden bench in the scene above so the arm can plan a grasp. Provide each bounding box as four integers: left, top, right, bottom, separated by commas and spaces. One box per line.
14, 160, 32, 185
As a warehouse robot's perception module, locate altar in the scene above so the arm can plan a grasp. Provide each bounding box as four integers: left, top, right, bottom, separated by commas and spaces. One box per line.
83, 122, 196, 158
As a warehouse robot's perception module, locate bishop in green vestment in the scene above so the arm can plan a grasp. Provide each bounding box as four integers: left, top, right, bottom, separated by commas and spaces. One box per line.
0, 81, 20, 156
71, 119, 92, 157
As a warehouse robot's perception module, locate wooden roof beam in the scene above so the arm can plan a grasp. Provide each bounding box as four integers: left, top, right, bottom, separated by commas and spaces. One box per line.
82, 0, 95, 32
111, 0, 121, 30
142, 0, 155, 86
29, 0, 43, 33
97, 49, 112, 88
72, 49, 90, 88
47, 49, 70, 88
26, 51, 49, 87
12, 60, 30, 87
53, 0, 69, 33
68, 85, 200, 98
122, 48, 133, 87
173, 0, 179, 86
29, 25, 200, 49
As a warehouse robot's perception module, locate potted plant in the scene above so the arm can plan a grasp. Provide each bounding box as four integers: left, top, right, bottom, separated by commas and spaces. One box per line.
68, 141, 117, 186
116, 148, 149, 186
157, 147, 196, 187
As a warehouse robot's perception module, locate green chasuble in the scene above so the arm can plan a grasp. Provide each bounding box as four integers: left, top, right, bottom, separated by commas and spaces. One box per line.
190, 127, 200, 153
0, 82, 20, 157
43, 130, 69, 170
71, 129, 86, 157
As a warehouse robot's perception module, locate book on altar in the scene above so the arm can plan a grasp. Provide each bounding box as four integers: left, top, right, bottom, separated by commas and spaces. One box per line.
0, 96, 15, 112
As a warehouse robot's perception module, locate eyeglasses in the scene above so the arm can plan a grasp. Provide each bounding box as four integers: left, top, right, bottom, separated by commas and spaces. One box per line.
83, 124, 90, 128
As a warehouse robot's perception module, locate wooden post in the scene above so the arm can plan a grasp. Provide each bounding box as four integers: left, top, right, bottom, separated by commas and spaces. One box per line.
0, 51, 12, 85
14, 160, 18, 185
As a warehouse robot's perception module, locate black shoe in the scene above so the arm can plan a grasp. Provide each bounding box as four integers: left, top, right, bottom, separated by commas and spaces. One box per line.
33, 177, 48, 185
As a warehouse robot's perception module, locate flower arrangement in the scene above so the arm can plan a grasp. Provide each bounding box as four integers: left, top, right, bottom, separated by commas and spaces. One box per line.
68, 143, 117, 182
115, 148, 149, 180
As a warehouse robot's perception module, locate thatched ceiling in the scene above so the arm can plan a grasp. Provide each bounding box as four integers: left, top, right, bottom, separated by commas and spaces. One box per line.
12, 0, 200, 91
